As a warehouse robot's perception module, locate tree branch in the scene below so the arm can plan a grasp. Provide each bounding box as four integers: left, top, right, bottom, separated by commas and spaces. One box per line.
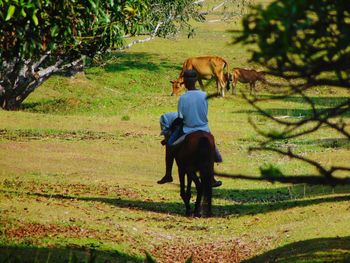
117, 17, 166, 51
17, 57, 83, 104
32, 51, 51, 72
243, 89, 350, 140
212, 1, 227, 11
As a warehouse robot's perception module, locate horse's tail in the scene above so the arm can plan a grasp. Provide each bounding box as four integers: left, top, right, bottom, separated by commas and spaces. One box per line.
197, 137, 213, 217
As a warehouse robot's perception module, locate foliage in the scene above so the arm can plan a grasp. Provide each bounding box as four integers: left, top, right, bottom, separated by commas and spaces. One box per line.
0, 0, 148, 60
145, 0, 204, 38
0, 0, 203, 110
0, 0, 148, 109
234, 0, 350, 182
237, 0, 350, 88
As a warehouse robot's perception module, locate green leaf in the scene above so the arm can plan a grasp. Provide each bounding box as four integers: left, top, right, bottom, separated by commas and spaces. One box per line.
88, 0, 96, 10
50, 25, 59, 37
123, 5, 135, 14
20, 8, 26, 17
32, 13, 38, 25
5, 5, 16, 21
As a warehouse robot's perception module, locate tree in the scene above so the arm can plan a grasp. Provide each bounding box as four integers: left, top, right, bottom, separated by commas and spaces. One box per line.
233, 0, 350, 184
0, 0, 203, 110
120, 0, 205, 49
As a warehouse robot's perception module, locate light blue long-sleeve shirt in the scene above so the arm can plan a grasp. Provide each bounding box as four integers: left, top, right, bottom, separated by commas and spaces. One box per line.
178, 90, 210, 134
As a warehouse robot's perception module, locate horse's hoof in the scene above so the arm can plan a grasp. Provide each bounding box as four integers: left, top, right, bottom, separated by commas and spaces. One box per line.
212, 180, 222, 187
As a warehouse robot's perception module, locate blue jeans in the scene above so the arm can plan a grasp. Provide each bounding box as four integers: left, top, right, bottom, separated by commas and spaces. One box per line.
167, 124, 184, 146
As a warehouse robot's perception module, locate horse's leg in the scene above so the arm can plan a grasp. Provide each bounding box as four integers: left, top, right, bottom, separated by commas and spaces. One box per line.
185, 172, 193, 215
179, 167, 191, 216
191, 173, 202, 217
200, 164, 213, 217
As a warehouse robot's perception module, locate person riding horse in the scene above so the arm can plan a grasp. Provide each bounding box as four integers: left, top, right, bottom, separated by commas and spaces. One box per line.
158, 70, 222, 187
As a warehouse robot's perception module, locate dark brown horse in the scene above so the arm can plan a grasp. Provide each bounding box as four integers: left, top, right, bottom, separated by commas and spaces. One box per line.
174, 131, 215, 217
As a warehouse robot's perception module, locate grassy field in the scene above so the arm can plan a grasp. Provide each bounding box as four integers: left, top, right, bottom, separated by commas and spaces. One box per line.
1, 2, 350, 262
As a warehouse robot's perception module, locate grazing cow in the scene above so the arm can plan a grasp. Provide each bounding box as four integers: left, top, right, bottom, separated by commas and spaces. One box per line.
170, 56, 230, 97
231, 68, 266, 95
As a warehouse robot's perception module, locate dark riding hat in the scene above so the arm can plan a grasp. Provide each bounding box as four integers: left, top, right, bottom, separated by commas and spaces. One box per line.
183, 70, 197, 81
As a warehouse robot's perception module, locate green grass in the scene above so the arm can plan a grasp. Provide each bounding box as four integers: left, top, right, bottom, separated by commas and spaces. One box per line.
1, 3, 350, 262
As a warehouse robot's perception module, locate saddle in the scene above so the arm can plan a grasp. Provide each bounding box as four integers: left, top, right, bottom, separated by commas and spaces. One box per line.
171, 133, 188, 146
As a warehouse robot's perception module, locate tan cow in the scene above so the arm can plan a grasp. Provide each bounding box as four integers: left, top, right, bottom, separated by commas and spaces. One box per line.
170, 56, 230, 97
231, 68, 267, 94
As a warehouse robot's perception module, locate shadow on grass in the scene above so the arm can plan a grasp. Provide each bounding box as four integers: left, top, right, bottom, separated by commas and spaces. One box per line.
5, 184, 350, 218
214, 194, 350, 216
291, 138, 350, 149
0, 245, 142, 263
279, 95, 350, 108
30, 191, 186, 216
257, 95, 350, 108
232, 107, 350, 118
213, 183, 350, 203
237, 137, 350, 150
243, 236, 350, 263
0, 189, 186, 216
264, 107, 350, 118
232, 95, 350, 118
102, 52, 181, 73
21, 98, 79, 114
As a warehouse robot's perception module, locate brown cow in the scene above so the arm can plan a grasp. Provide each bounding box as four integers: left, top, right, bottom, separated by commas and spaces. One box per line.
170, 56, 230, 97
231, 68, 266, 95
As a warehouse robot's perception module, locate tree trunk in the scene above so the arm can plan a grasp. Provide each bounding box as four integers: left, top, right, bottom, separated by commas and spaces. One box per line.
0, 56, 83, 110
1, 96, 22, 110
